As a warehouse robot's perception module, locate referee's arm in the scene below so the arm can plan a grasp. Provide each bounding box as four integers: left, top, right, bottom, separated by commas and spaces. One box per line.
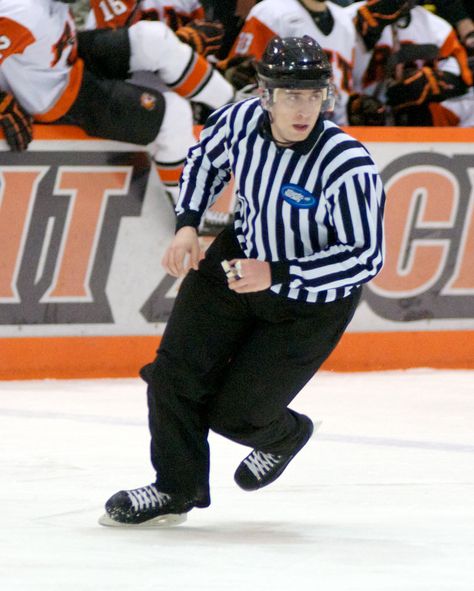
283, 170, 385, 292
175, 105, 233, 232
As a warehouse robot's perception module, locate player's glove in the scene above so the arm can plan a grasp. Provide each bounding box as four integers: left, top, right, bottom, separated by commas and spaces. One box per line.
217, 55, 257, 90
355, 0, 413, 50
176, 20, 224, 57
347, 93, 386, 125
386, 67, 468, 111
0, 91, 33, 152
165, 7, 185, 31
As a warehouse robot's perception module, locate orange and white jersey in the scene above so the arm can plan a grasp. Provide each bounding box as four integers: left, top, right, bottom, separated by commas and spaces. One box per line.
427, 90, 474, 127
352, 5, 472, 95
350, 4, 473, 126
0, 0, 82, 121
417, 95, 474, 128
85, 1, 234, 111
86, 0, 204, 30
228, 0, 356, 125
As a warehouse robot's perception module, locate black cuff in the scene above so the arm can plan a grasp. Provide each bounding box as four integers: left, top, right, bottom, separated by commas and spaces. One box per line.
175, 211, 202, 233
270, 261, 291, 285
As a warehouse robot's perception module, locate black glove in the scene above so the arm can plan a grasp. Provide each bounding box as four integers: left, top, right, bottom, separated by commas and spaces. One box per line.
386, 67, 468, 111
217, 55, 257, 90
165, 7, 185, 31
176, 20, 224, 57
0, 91, 33, 151
347, 93, 386, 125
355, 0, 413, 50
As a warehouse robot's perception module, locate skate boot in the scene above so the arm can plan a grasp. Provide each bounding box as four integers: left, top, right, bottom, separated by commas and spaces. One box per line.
234, 416, 314, 491
98, 483, 196, 527
198, 210, 234, 237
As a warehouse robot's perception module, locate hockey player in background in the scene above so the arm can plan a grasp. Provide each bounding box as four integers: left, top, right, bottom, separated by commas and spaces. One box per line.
0, 0, 234, 206
417, 0, 474, 54
200, 0, 262, 58
82, 0, 233, 207
222, 0, 358, 125
99, 36, 385, 527
87, 0, 205, 31
351, 0, 474, 126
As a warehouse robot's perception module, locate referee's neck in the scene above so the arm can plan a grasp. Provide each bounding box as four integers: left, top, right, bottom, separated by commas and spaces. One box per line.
261, 112, 325, 154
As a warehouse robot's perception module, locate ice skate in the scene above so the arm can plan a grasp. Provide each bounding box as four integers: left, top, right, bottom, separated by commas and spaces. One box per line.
198, 210, 234, 237
98, 483, 195, 527
234, 416, 315, 491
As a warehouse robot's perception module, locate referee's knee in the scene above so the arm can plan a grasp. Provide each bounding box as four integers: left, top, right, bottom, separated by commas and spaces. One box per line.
208, 401, 269, 438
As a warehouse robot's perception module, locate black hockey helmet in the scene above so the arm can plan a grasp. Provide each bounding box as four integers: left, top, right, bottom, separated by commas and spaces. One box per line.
256, 35, 332, 90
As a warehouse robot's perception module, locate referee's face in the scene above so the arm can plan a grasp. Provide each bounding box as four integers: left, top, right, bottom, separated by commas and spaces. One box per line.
269, 88, 324, 145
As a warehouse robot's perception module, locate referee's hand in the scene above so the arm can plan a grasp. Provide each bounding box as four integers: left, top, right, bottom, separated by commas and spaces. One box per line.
162, 226, 201, 277
226, 258, 271, 293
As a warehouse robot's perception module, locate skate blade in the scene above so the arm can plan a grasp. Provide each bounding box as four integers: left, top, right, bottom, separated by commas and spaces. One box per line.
98, 512, 187, 528
311, 421, 323, 438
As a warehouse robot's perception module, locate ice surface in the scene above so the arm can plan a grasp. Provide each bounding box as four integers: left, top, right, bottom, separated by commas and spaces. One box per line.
1, 369, 473, 591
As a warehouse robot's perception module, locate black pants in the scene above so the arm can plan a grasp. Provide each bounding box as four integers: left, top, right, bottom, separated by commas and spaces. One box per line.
141, 228, 361, 504
59, 29, 165, 145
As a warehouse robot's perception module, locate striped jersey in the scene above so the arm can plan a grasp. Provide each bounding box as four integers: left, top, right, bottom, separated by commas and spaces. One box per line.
177, 98, 385, 304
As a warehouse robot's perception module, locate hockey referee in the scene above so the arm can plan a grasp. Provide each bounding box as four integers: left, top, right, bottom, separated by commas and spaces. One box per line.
99, 35, 386, 527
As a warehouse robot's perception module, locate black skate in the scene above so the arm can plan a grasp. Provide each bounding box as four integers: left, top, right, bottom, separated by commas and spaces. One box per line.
98, 483, 196, 527
198, 210, 234, 237
234, 416, 315, 491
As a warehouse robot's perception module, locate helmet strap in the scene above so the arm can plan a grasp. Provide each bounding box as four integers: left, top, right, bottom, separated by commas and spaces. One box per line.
259, 87, 273, 111
322, 83, 336, 112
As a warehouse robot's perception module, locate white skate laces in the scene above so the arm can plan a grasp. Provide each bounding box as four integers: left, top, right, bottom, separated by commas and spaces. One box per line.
234, 416, 316, 491
127, 484, 171, 512
98, 483, 192, 527
243, 451, 283, 482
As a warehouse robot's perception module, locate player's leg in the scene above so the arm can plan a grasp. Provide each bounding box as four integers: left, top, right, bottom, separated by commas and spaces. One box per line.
78, 24, 234, 108
77, 28, 132, 80
127, 20, 234, 108
60, 69, 166, 145
60, 70, 195, 205
208, 288, 362, 490
151, 90, 196, 206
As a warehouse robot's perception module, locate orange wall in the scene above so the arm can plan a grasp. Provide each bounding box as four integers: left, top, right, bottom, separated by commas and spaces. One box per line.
1, 331, 473, 380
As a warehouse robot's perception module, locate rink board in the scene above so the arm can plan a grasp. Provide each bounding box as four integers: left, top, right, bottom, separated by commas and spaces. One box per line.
1, 126, 474, 378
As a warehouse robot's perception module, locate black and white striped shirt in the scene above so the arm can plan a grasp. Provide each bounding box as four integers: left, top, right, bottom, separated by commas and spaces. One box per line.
177, 98, 385, 304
